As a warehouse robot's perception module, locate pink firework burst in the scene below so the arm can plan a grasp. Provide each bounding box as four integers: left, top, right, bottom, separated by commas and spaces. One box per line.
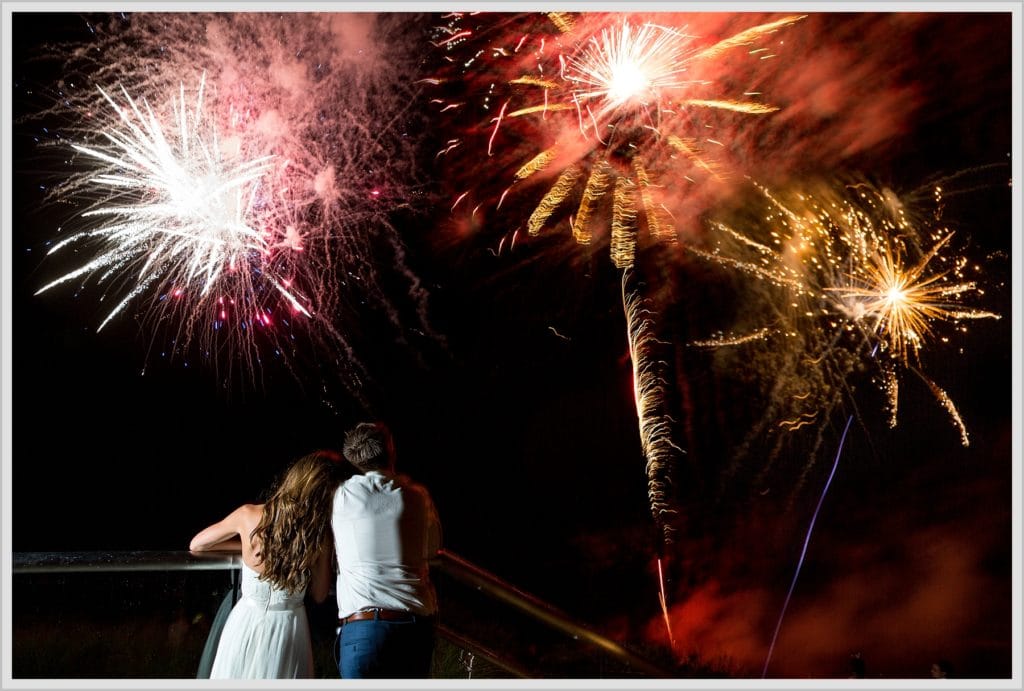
31, 13, 433, 392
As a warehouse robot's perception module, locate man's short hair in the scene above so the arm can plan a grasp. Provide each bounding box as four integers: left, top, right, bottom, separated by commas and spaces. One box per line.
343, 422, 394, 472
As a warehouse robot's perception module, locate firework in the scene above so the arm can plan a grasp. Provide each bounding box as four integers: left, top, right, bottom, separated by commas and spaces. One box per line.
432, 12, 804, 267
762, 414, 853, 677
36, 77, 301, 330
29, 13, 433, 392
430, 12, 803, 544
825, 230, 999, 369
688, 178, 1001, 673
690, 177, 999, 485
623, 268, 684, 542
657, 556, 676, 650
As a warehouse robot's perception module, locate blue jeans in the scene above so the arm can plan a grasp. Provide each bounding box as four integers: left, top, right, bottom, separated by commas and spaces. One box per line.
336, 614, 435, 678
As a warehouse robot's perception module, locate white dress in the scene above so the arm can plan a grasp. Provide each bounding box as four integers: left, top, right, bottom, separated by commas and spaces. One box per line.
209, 562, 314, 679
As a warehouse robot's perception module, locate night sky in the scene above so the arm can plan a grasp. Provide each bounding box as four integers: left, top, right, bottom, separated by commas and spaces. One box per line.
5, 7, 1018, 680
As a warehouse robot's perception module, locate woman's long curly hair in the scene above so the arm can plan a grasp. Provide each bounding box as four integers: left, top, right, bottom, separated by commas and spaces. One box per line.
251, 450, 345, 593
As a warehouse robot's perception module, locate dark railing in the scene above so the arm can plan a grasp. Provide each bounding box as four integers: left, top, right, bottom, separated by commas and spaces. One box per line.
13, 550, 243, 574
435, 550, 666, 677
12, 549, 669, 679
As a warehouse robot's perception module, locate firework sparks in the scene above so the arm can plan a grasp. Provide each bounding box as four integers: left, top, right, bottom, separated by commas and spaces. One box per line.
433, 12, 804, 267
826, 231, 999, 365
623, 268, 684, 542
36, 77, 304, 332
657, 556, 676, 650
690, 177, 999, 476
28, 13, 434, 392
562, 19, 692, 127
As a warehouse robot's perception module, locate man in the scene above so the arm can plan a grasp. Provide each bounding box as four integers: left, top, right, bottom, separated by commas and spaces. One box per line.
332, 422, 441, 678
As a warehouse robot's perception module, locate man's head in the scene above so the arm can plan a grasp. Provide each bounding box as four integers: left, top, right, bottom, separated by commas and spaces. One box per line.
343, 422, 395, 473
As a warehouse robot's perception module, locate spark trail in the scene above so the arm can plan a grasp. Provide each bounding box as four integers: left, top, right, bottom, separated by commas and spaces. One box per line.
762, 414, 853, 677
623, 267, 684, 542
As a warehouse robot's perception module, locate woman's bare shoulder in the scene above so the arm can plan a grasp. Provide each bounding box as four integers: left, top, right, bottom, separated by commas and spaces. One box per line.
237, 503, 264, 526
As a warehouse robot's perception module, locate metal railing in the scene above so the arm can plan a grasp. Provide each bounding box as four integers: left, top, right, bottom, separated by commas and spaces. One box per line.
13, 550, 242, 573
434, 550, 666, 677
12, 549, 668, 678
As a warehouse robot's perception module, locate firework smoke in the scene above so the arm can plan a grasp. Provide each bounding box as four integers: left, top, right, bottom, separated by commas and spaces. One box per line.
28, 13, 434, 394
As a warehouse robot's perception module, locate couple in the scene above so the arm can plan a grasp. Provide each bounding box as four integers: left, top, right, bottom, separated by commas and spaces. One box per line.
190, 422, 441, 679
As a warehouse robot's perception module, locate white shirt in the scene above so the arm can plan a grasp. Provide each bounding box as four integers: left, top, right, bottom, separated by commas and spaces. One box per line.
332, 470, 441, 618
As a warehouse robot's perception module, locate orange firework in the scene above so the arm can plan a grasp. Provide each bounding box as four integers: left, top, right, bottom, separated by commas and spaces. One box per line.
432, 12, 805, 267
691, 177, 999, 467
826, 231, 999, 367
431, 12, 806, 544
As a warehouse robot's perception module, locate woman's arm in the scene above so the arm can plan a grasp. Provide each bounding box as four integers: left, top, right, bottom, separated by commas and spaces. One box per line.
189, 505, 251, 552
196, 537, 244, 552
308, 541, 334, 604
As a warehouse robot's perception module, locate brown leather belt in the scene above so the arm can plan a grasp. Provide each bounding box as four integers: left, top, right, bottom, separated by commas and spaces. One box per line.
339, 608, 417, 624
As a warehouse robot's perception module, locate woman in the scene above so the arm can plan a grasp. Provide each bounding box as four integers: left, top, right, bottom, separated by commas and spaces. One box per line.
190, 450, 345, 679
